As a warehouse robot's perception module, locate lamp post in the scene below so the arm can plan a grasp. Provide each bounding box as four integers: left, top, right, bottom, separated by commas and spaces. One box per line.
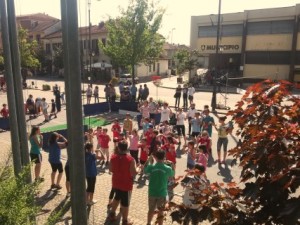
88, 0, 92, 79
211, 0, 222, 112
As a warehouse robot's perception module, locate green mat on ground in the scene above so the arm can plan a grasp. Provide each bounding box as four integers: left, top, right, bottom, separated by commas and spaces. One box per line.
40, 117, 111, 133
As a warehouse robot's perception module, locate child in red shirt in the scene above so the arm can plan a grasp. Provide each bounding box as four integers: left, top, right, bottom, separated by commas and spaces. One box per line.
0, 104, 9, 118
111, 118, 121, 147
99, 128, 111, 165
197, 130, 212, 155
138, 138, 149, 172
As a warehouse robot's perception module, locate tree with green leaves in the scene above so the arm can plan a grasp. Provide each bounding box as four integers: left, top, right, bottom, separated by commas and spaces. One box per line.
173, 49, 201, 81
0, 54, 4, 71
18, 28, 40, 82
52, 45, 64, 70
100, 0, 165, 84
0, 164, 40, 225
18, 28, 40, 70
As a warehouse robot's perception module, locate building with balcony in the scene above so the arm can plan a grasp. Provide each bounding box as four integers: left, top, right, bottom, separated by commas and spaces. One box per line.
190, 4, 300, 82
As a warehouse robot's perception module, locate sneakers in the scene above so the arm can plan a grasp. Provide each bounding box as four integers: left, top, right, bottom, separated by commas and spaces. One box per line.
50, 184, 62, 190
87, 200, 98, 206
50, 184, 56, 189
108, 212, 117, 221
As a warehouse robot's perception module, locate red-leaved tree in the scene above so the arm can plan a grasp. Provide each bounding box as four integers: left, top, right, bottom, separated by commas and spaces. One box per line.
166, 80, 300, 225
228, 80, 300, 225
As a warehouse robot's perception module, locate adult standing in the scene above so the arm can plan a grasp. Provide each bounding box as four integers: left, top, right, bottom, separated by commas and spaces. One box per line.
142, 84, 149, 101
48, 132, 68, 189
176, 108, 187, 145
93, 86, 99, 103
186, 103, 197, 136
109, 141, 138, 225
214, 116, 230, 164
86, 85, 92, 104
54, 89, 61, 112
174, 85, 182, 109
202, 109, 215, 137
187, 84, 196, 107
104, 84, 110, 102
145, 150, 175, 225
160, 102, 172, 123
137, 85, 144, 102
29, 126, 43, 181
148, 97, 157, 120
130, 83, 137, 102
119, 82, 124, 95
109, 84, 116, 102
182, 84, 188, 110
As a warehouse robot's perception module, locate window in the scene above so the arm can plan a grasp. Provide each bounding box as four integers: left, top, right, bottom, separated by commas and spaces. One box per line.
92, 39, 98, 51
153, 63, 156, 72
149, 65, 151, 72
245, 51, 291, 65
198, 24, 243, 37
247, 20, 294, 35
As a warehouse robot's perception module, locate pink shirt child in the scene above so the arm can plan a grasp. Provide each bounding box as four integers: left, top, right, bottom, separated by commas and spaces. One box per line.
197, 152, 208, 169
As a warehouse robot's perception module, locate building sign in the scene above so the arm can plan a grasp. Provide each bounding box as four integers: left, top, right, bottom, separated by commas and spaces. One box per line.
200, 44, 240, 51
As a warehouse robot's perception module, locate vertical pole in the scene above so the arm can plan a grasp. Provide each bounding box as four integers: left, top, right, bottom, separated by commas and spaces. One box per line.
211, 0, 221, 112
0, 0, 22, 175
6, 0, 30, 167
289, 15, 298, 82
60, 0, 87, 224
88, 0, 92, 82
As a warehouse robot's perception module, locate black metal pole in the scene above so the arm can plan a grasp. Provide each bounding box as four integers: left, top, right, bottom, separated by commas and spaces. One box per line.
0, 0, 22, 175
60, 0, 87, 224
6, 0, 30, 167
211, 0, 221, 112
88, 0, 92, 83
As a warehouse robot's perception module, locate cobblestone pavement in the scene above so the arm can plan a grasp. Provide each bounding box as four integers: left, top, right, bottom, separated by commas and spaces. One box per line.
0, 77, 241, 224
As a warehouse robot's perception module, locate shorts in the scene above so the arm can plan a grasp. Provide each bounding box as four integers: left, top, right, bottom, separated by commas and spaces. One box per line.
30, 153, 42, 164
176, 125, 185, 136
86, 176, 96, 193
187, 163, 195, 170
114, 189, 132, 207
191, 132, 200, 138
43, 109, 48, 115
65, 164, 70, 182
109, 188, 116, 200
87, 95, 92, 98
188, 95, 194, 101
217, 137, 228, 152
129, 150, 139, 164
101, 147, 109, 155
148, 196, 166, 213
50, 162, 63, 173
140, 160, 146, 165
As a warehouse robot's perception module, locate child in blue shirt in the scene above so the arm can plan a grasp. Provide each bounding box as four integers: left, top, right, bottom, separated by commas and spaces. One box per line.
85, 143, 103, 205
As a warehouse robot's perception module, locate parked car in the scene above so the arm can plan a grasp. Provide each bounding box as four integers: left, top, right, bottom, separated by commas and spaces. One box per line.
119, 73, 139, 85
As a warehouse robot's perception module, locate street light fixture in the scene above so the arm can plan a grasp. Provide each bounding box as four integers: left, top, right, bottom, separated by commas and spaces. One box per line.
211, 0, 222, 112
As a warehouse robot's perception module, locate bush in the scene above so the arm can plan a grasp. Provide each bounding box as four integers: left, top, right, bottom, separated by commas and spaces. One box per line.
42, 84, 51, 91
0, 164, 40, 225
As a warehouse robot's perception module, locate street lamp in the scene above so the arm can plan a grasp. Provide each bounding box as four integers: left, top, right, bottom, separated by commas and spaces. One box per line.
211, 0, 222, 112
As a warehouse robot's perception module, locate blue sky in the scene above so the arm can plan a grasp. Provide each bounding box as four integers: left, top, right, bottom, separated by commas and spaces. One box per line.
15, 0, 300, 45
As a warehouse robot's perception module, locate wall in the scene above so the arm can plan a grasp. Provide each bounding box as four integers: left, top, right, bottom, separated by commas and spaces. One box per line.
246, 34, 292, 51
244, 64, 289, 80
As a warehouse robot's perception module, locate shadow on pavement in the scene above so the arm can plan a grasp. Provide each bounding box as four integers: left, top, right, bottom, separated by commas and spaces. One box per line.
217, 161, 233, 183
45, 197, 71, 224
36, 189, 59, 208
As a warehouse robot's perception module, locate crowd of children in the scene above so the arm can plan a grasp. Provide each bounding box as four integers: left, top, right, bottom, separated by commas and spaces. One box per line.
29, 99, 233, 224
